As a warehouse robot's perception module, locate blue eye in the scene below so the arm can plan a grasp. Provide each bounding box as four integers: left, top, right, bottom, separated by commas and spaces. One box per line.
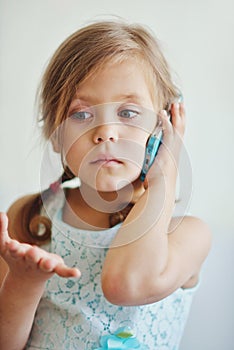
71, 111, 93, 121
118, 109, 139, 119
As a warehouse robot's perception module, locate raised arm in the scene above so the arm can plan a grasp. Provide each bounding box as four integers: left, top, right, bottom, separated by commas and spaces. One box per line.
101, 103, 212, 306
0, 211, 80, 350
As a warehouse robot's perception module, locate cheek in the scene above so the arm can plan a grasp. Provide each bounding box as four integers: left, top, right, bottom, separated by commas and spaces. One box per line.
62, 124, 91, 175
63, 139, 87, 177
117, 129, 148, 173
62, 125, 81, 156
127, 129, 148, 159
64, 149, 80, 177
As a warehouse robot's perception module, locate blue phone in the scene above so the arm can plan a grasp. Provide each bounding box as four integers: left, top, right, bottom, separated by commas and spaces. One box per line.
140, 94, 183, 182
140, 123, 163, 182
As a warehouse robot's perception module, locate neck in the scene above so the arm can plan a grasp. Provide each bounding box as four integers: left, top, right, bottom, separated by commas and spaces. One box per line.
63, 179, 145, 229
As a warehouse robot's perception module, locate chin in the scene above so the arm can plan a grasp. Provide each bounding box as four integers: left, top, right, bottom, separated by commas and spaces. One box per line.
98, 174, 140, 192
95, 180, 127, 193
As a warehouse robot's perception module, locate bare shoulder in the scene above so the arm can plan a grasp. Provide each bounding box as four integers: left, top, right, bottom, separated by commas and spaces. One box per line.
168, 215, 212, 253
169, 214, 211, 235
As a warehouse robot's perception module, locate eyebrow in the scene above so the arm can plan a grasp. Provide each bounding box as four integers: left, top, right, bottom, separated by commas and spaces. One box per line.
114, 93, 145, 104
70, 93, 147, 108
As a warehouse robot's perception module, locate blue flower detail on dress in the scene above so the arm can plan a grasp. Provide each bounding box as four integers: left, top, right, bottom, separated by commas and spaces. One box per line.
94, 327, 149, 349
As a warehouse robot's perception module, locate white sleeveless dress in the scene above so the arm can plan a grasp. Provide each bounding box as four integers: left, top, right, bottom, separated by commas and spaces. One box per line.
25, 190, 198, 350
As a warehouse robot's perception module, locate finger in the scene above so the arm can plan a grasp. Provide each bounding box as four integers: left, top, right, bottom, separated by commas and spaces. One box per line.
170, 103, 180, 123
55, 264, 81, 278
170, 102, 186, 136
39, 256, 59, 272
39, 251, 67, 271
172, 102, 186, 121
24, 245, 47, 265
7, 240, 31, 259
158, 110, 173, 135
0, 212, 9, 245
39, 256, 81, 278
179, 102, 186, 119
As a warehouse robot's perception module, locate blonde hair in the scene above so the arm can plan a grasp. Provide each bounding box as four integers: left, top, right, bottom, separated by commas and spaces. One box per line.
17, 20, 180, 245
38, 19, 180, 139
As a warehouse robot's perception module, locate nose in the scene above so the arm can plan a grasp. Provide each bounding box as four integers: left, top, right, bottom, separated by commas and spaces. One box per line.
92, 124, 119, 144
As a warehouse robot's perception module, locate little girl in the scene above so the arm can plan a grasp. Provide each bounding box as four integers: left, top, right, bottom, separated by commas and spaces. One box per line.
0, 20, 211, 350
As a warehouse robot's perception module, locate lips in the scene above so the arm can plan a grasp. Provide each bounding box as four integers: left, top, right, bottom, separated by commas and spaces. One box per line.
90, 154, 123, 165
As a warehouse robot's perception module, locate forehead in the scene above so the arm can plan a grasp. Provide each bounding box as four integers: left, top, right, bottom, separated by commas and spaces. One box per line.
71, 60, 155, 109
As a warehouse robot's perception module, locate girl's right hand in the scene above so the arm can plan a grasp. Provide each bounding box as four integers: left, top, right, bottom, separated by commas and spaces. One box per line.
0, 212, 81, 284
144, 102, 186, 186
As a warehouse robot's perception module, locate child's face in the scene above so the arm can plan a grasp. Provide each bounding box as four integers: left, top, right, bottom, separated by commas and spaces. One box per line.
61, 60, 157, 192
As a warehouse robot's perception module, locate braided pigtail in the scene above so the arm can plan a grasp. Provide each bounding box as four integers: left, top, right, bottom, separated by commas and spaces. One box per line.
8, 168, 75, 246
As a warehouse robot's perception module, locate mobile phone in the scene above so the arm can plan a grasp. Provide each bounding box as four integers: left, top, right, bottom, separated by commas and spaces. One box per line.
140, 94, 183, 182
140, 122, 163, 182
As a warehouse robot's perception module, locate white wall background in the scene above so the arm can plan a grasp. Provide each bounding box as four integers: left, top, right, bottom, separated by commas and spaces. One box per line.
0, 0, 233, 349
